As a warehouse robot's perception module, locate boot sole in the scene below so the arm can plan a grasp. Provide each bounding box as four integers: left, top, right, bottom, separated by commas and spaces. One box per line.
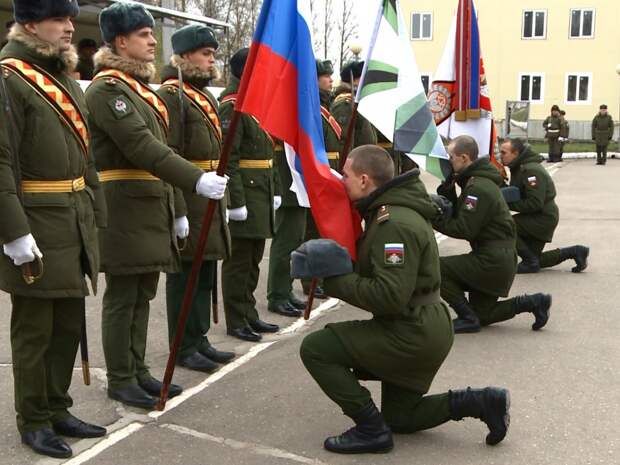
324, 442, 394, 454
486, 388, 510, 446
532, 294, 552, 331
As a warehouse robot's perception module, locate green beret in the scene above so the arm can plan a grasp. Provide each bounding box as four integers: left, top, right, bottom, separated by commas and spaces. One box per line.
316, 59, 334, 77
99, 1, 155, 44
12, 0, 79, 24
172, 24, 219, 55
340, 60, 364, 82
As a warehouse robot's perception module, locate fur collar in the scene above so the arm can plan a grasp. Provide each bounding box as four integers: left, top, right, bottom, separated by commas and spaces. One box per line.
93, 46, 155, 82
7, 24, 77, 72
170, 54, 220, 83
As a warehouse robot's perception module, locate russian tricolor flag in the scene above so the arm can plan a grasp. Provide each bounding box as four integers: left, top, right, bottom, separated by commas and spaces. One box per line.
235, 0, 361, 258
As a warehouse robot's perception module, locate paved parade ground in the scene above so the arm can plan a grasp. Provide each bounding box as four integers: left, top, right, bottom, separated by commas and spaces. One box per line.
1, 158, 618, 465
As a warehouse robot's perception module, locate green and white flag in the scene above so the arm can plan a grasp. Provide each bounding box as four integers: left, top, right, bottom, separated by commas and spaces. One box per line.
356, 0, 450, 178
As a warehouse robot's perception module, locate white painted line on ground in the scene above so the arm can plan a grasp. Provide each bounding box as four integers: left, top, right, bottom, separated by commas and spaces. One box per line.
63, 422, 144, 465
278, 297, 340, 335
161, 423, 330, 465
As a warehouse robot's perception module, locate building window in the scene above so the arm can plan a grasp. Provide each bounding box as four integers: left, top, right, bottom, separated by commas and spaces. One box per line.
519, 73, 544, 103
565, 73, 592, 104
411, 12, 432, 40
522, 10, 547, 39
570, 9, 595, 38
420, 73, 431, 95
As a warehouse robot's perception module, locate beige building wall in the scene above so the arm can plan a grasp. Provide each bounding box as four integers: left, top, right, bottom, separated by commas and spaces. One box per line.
402, 0, 620, 126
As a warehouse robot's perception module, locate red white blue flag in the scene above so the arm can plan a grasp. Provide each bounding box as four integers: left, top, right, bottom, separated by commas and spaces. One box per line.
235, 0, 361, 258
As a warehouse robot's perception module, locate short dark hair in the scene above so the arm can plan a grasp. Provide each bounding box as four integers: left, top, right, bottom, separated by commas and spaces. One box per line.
348, 145, 394, 187
450, 135, 479, 161
504, 137, 526, 154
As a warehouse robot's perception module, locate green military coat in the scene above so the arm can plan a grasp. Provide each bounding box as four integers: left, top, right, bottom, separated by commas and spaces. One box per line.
219, 77, 277, 239
507, 146, 559, 243
0, 34, 104, 298
433, 159, 517, 297
331, 84, 377, 149
592, 113, 614, 146
324, 171, 453, 394
157, 61, 230, 261
543, 114, 562, 154
85, 47, 204, 275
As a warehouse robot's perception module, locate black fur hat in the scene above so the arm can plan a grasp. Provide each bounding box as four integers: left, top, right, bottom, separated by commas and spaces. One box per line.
12, 0, 79, 24
172, 24, 219, 55
230, 47, 249, 80
340, 60, 364, 82
99, 1, 155, 44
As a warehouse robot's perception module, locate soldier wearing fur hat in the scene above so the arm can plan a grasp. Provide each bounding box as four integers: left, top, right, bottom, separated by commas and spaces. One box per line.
156, 24, 235, 372
297, 145, 510, 454
592, 104, 614, 165
220, 47, 281, 342
543, 105, 562, 163
0, 0, 106, 458
85, 2, 229, 410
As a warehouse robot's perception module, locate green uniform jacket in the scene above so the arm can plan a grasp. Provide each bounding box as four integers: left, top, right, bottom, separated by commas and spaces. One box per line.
85, 47, 204, 275
157, 62, 230, 261
324, 171, 453, 393
433, 159, 517, 297
0, 35, 104, 298
543, 115, 562, 139
331, 84, 377, 149
219, 77, 277, 239
507, 146, 559, 243
560, 116, 570, 139
592, 113, 614, 146
321, 88, 344, 170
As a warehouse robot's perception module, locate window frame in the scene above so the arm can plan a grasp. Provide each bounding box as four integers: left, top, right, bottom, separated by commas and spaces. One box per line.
517, 72, 545, 104
521, 9, 548, 40
411, 12, 433, 41
569, 8, 596, 39
564, 72, 593, 105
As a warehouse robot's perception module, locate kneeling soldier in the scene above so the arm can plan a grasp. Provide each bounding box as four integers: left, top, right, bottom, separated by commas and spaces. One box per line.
297, 145, 510, 454
432, 135, 551, 333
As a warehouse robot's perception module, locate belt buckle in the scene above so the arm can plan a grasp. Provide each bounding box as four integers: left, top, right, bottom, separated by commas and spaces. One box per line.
71, 178, 81, 191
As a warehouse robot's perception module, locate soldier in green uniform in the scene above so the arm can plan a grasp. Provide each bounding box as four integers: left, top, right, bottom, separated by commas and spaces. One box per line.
558, 109, 569, 161
330, 60, 377, 150
297, 145, 510, 454
299, 59, 343, 298
220, 48, 281, 342
432, 135, 551, 334
499, 138, 589, 273
543, 105, 562, 163
75, 38, 97, 80
157, 25, 235, 372
86, 3, 228, 409
592, 104, 614, 165
0, 1, 106, 457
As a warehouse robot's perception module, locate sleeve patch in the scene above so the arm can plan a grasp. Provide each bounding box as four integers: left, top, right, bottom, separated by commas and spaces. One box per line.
384, 243, 405, 265
464, 195, 478, 211
107, 95, 134, 119
527, 175, 538, 187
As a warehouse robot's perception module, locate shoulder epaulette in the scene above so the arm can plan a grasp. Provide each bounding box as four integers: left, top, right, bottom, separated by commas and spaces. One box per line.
466, 177, 475, 188
377, 205, 390, 223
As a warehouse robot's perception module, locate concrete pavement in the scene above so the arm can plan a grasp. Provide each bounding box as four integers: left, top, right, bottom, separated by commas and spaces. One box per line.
0, 158, 618, 465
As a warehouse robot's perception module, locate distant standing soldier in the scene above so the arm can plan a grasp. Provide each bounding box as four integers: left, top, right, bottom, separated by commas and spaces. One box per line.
592, 104, 614, 165
0, 1, 106, 458
220, 48, 281, 342
499, 138, 589, 274
75, 38, 97, 80
157, 24, 235, 372
558, 109, 569, 161
543, 105, 562, 163
86, 2, 228, 409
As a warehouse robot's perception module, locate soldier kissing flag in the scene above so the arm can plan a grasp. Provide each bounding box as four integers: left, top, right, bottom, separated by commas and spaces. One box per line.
356, 0, 450, 179
235, 0, 361, 258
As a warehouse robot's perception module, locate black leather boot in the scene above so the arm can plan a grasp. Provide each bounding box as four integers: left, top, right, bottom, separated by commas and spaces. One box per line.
449, 387, 510, 445
451, 300, 480, 333
516, 245, 541, 274
513, 293, 552, 330
558, 245, 589, 273
53, 414, 107, 438
199, 344, 235, 364
22, 428, 72, 458
324, 401, 393, 454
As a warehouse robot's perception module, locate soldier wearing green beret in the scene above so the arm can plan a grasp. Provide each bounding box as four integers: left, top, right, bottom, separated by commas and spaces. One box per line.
298, 145, 510, 454
592, 104, 614, 165
499, 138, 589, 273
220, 48, 281, 342
432, 135, 551, 334
0, 0, 106, 457
86, 2, 228, 409
157, 24, 235, 372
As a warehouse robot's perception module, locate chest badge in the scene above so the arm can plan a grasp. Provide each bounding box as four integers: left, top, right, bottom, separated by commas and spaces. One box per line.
464, 195, 478, 211
384, 243, 405, 265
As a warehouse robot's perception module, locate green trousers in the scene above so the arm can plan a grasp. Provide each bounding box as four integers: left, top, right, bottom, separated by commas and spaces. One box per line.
441, 267, 516, 326
166, 261, 215, 359
517, 235, 561, 268
222, 237, 265, 331
267, 206, 307, 304
300, 328, 451, 432
102, 272, 158, 390
596, 144, 608, 163
11, 295, 83, 433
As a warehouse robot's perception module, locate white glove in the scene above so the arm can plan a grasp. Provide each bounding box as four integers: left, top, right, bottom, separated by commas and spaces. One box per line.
174, 216, 190, 239
196, 172, 228, 200
273, 195, 282, 211
228, 206, 248, 221
3, 233, 43, 266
